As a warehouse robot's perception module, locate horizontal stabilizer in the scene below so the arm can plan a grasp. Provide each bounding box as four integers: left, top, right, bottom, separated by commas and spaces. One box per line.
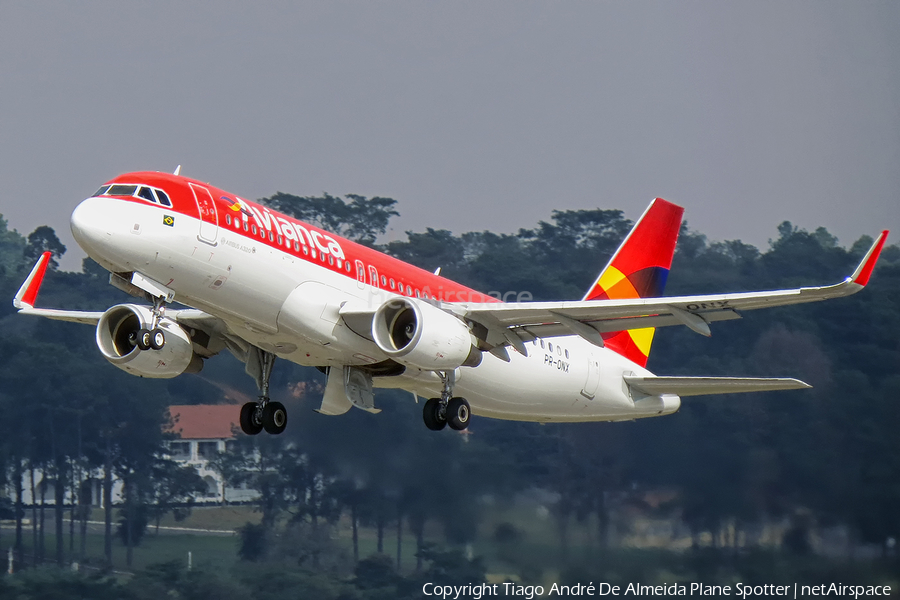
624, 376, 811, 397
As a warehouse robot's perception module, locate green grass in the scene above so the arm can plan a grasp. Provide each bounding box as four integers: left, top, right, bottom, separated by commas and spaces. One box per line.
9, 525, 239, 574
6, 505, 441, 576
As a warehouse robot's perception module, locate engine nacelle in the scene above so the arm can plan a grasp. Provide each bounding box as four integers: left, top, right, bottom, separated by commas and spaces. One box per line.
372, 297, 481, 371
95, 304, 201, 378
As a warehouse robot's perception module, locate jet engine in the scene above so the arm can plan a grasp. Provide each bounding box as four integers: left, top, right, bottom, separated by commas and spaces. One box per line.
372, 297, 481, 371
95, 304, 202, 378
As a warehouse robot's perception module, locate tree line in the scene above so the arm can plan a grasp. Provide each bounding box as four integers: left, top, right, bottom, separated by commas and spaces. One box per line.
0, 192, 897, 596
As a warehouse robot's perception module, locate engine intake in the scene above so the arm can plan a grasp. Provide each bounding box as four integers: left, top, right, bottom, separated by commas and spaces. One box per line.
372, 298, 481, 371
96, 304, 202, 378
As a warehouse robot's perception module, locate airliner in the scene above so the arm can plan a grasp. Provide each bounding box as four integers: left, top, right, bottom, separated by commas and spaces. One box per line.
13, 170, 888, 435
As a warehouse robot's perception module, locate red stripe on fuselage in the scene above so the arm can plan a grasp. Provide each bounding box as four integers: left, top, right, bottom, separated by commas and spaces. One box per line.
104, 172, 498, 304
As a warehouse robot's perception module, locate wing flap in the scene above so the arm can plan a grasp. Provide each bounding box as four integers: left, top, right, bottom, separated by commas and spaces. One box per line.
624, 376, 811, 397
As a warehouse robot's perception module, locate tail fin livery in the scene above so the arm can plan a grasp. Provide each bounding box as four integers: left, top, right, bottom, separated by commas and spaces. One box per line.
583, 198, 684, 367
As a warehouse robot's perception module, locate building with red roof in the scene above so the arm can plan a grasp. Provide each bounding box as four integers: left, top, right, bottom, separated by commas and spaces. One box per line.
164, 404, 257, 503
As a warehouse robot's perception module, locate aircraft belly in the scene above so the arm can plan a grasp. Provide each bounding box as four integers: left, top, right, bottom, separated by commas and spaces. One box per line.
156, 226, 300, 332
150, 224, 386, 367
452, 340, 651, 423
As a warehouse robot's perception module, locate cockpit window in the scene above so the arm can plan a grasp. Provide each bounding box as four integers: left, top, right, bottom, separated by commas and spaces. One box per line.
138, 187, 156, 203
96, 183, 173, 207
107, 184, 138, 196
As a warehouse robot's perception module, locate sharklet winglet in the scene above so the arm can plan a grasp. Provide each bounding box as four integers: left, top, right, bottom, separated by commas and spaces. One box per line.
850, 230, 889, 287
13, 251, 51, 309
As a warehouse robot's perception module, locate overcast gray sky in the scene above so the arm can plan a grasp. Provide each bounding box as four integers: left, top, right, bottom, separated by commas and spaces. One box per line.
1, 1, 897, 271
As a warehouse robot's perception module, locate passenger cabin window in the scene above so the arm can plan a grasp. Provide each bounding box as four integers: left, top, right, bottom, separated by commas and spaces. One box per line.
225, 214, 232, 225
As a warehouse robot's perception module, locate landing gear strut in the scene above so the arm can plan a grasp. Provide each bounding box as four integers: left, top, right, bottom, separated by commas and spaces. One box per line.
131, 296, 168, 351
422, 371, 471, 431
239, 348, 287, 436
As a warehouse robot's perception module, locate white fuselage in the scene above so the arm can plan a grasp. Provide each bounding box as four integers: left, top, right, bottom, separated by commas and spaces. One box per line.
72, 196, 680, 423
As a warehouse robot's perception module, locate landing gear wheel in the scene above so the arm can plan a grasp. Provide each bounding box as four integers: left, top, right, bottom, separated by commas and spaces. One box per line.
149, 328, 166, 350
423, 398, 447, 431
239, 402, 263, 435
136, 328, 152, 351
262, 402, 288, 435
446, 397, 471, 431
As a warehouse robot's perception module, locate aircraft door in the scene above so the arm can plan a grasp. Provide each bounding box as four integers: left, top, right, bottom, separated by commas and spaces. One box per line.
368, 265, 379, 288
581, 353, 600, 399
190, 183, 218, 245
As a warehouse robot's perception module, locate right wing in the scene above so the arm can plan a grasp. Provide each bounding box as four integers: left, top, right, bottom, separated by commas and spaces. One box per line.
453, 231, 889, 352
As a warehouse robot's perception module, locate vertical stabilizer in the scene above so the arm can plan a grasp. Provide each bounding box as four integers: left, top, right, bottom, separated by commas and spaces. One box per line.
583, 198, 684, 367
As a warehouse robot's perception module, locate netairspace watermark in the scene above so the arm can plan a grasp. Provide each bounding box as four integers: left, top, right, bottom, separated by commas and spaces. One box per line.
422, 582, 893, 599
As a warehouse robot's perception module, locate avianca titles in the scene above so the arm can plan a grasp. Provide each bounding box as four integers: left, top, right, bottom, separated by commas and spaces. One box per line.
13, 170, 889, 435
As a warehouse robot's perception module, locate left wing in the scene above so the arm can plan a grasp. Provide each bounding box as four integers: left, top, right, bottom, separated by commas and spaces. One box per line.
13, 252, 105, 324
624, 376, 811, 397
12, 253, 237, 357
453, 230, 889, 352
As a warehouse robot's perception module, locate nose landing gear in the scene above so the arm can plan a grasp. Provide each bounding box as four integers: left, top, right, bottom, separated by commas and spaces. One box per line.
422, 371, 471, 432
129, 296, 168, 351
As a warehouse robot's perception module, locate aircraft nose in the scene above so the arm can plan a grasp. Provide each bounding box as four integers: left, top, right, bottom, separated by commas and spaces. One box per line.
70, 197, 113, 259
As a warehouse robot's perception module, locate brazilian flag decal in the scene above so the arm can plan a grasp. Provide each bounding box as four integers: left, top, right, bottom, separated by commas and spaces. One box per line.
163, 215, 175, 227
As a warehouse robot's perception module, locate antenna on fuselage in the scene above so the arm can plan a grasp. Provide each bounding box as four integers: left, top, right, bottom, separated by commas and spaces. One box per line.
173, 165, 182, 176
434, 267, 442, 276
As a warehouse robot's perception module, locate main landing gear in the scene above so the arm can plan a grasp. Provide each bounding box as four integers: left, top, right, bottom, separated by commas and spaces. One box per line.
239, 348, 287, 436
422, 371, 471, 432
130, 296, 168, 351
